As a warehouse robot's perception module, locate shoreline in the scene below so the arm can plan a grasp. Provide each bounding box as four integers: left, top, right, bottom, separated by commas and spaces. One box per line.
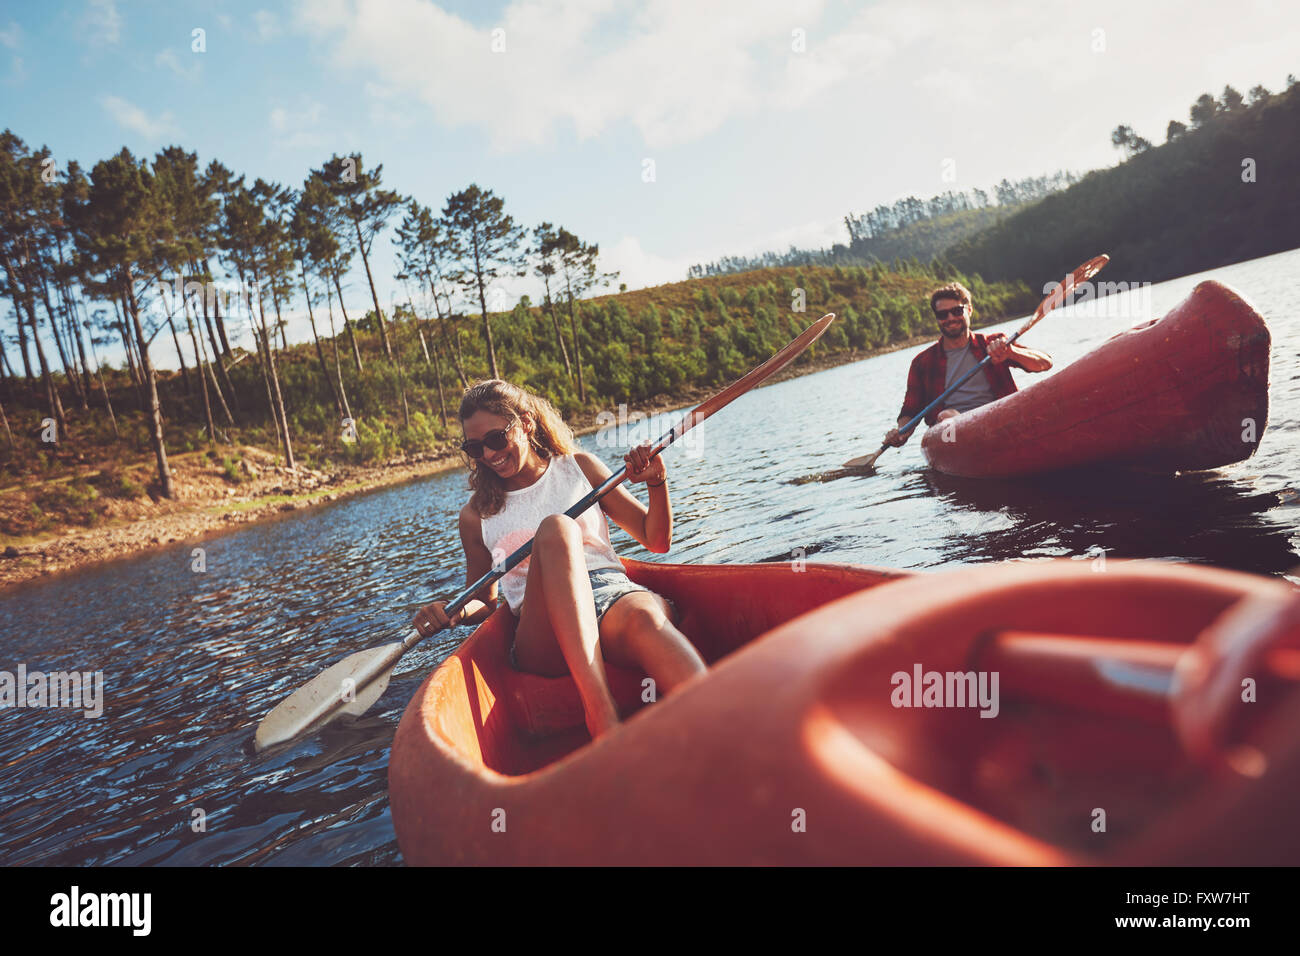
0, 330, 936, 593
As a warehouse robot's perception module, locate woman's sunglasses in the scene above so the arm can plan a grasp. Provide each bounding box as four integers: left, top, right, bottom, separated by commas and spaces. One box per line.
460, 422, 515, 459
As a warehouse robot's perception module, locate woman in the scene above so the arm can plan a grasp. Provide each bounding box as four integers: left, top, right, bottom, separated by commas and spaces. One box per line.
413, 380, 707, 739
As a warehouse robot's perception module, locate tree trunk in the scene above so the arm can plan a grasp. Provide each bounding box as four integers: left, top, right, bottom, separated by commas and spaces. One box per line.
427, 326, 448, 423
28, 303, 67, 437
189, 302, 234, 428
55, 242, 94, 402
299, 265, 344, 418
185, 300, 217, 446
198, 279, 239, 413
83, 332, 119, 440
255, 285, 295, 471
63, 284, 95, 405
332, 270, 364, 373
212, 276, 233, 357
565, 285, 586, 403
10, 291, 34, 381
393, 321, 411, 429
167, 314, 192, 396
126, 277, 174, 498
471, 229, 499, 379
116, 314, 141, 390
0, 398, 12, 448
544, 286, 573, 380
324, 282, 353, 421
426, 273, 468, 388
188, 261, 225, 363
33, 270, 86, 410
113, 293, 144, 393
0, 339, 13, 396
4, 252, 67, 437
353, 214, 392, 357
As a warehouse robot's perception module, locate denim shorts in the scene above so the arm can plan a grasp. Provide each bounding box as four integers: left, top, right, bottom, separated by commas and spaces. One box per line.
508, 567, 656, 670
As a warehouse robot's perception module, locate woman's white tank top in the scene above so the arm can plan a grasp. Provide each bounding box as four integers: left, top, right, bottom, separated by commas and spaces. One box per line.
478, 454, 623, 613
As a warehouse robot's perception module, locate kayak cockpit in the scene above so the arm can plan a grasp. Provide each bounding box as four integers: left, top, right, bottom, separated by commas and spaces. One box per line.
425, 558, 911, 778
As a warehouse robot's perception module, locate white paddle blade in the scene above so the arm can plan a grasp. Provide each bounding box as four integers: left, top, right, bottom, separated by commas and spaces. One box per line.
253, 641, 405, 752
339, 667, 392, 716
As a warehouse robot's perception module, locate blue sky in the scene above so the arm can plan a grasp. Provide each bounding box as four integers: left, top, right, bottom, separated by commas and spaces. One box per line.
3, 0, 1298, 367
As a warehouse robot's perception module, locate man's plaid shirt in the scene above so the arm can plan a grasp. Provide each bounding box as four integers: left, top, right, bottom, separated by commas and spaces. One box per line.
899, 331, 1024, 426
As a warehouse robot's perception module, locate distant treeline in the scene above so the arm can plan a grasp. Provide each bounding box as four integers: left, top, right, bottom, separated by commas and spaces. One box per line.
686, 172, 1078, 279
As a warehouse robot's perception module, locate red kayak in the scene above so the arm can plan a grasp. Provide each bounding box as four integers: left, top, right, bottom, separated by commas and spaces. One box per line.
921, 279, 1270, 477
388, 556, 1300, 865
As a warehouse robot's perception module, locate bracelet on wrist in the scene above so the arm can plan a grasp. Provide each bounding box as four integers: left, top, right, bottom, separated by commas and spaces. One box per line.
645, 478, 666, 487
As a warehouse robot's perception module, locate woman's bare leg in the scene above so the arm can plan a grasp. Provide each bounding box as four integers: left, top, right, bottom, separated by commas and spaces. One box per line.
512, 515, 621, 738
598, 592, 707, 696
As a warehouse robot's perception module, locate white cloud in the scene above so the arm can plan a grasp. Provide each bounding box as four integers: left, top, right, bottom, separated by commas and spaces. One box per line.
915, 68, 977, 104
604, 216, 850, 291
100, 94, 179, 139
291, 0, 876, 151
363, 81, 414, 128
254, 10, 280, 42
269, 97, 327, 150
0, 21, 20, 49
84, 0, 122, 46
154, 48, 199, 79
286, 0, 1300, 159
776, 30, 893, 108
602, 236, 694, 291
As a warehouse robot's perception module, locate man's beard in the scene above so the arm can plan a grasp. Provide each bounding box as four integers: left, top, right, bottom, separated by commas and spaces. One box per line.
940, 322, 968, 339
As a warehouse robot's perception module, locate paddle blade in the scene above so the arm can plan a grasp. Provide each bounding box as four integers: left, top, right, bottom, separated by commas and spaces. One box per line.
691, 313, 835, 423
1023, 254, 1110, 331
842, 445, 887, 470
789, 466, 873, 484
253, 641, 405, 752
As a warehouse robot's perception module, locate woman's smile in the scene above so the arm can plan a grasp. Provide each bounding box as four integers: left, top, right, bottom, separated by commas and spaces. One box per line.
485, 450, 514, 474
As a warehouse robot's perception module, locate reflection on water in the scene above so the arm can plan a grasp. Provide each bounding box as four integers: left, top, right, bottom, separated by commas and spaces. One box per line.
921, 468, 1298, 573
0, 249, 1298, 866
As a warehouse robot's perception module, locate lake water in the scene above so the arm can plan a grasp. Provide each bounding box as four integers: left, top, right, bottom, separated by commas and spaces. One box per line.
1, 248, 1297, 865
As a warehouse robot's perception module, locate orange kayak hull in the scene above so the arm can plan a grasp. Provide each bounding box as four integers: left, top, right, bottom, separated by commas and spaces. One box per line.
388, 557, 1300, 865
921, 280, 1270, 477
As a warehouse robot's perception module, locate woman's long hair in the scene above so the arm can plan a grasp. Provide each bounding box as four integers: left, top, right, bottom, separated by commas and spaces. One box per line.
460, 380, 577, 517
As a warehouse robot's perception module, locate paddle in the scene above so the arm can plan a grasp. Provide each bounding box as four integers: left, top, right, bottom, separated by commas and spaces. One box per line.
252, 312, 837, 752
841, 254, 1110, 471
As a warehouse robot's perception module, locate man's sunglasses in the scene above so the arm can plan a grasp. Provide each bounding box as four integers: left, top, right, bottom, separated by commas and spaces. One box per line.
460, 422, 516, 459
934, 305, 967, 320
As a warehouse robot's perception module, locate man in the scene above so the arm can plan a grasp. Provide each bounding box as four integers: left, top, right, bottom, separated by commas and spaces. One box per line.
884, 282, 1052, 448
